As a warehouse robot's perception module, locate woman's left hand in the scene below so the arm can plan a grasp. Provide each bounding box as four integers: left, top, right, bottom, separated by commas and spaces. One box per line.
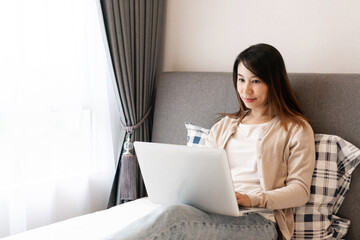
235, 192, 251, 207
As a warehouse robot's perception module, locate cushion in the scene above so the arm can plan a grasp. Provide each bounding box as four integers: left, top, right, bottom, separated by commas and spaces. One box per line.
185, 122, 210, 147
185, 124, 360, 239
293, 134, 360, 239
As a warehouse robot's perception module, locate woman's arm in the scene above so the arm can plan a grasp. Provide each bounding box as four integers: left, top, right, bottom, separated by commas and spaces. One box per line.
205, 125, 217, 148
247, 122, 316, 209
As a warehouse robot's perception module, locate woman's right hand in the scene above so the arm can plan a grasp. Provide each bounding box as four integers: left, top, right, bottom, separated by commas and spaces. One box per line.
235, 192, 251, 207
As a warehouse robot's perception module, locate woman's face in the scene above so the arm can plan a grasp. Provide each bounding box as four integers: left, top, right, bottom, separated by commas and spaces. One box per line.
237, 62, 269, 112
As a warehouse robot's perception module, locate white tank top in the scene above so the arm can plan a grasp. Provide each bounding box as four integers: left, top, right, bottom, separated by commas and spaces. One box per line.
225, 122, 268, 194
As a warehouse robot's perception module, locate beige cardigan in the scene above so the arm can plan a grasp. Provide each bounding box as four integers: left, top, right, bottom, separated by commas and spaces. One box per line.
205, 116, 315, 240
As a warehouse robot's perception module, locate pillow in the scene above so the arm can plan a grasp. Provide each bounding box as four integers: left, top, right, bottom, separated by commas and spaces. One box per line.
293, 134, 360, 239
185, 122, 209, 147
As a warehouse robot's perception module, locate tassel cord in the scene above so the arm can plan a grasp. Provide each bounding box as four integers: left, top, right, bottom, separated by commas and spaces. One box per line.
120, 106, 152, 135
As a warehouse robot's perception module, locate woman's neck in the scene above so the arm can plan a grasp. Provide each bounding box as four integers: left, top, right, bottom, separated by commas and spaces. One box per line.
241, 109, 273, 125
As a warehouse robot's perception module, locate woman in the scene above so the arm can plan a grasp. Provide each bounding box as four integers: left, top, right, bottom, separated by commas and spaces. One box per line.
205, 43, 315, 239
118, 44, 315, 240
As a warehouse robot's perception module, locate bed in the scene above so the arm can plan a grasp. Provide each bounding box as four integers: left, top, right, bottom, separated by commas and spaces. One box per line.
4, 72, 360, 240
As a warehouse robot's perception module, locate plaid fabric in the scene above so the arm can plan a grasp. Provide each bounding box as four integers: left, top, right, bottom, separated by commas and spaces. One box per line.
293, 134, 360, 239
185, 122, 209, 147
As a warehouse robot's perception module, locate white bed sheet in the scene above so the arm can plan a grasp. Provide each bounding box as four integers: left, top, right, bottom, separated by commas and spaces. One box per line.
3, 197, 159, 240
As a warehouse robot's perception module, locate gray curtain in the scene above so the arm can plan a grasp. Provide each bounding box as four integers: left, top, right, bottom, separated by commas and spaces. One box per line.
100, 0, 165, 207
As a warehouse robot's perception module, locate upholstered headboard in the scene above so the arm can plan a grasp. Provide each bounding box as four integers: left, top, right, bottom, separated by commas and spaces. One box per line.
152, 72, 360, 239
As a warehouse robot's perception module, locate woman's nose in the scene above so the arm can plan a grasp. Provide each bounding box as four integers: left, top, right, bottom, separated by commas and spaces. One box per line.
243, 83, 252, 94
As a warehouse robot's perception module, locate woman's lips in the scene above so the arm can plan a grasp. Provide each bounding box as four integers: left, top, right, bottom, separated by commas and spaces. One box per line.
243, 98, 256, 103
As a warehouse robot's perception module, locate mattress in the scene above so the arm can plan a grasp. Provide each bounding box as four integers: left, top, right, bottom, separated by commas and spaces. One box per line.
3, 198, 159, 240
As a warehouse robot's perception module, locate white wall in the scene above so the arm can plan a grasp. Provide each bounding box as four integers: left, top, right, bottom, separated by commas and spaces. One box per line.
162, 0, 360, 73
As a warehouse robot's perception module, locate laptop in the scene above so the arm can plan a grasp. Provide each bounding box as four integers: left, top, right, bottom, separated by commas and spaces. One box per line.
134, 141, 271, 217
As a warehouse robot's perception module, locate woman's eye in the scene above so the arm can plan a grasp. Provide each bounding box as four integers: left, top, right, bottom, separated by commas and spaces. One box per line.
238, 78, 245, 82
252, 79, 261, 83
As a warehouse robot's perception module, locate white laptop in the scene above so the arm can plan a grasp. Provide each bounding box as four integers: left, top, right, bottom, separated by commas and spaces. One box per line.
134, 141, 271, 217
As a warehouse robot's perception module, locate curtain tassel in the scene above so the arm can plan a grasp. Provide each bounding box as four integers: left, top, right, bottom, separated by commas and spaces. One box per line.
119, 132, 138, 201
119, 106, 152, 201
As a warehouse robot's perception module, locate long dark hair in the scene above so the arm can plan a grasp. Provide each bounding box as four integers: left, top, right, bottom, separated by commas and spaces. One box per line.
226, 43, 307, 129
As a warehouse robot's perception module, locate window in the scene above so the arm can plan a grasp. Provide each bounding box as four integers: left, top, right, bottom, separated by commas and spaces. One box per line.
0, 0, 115, 237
